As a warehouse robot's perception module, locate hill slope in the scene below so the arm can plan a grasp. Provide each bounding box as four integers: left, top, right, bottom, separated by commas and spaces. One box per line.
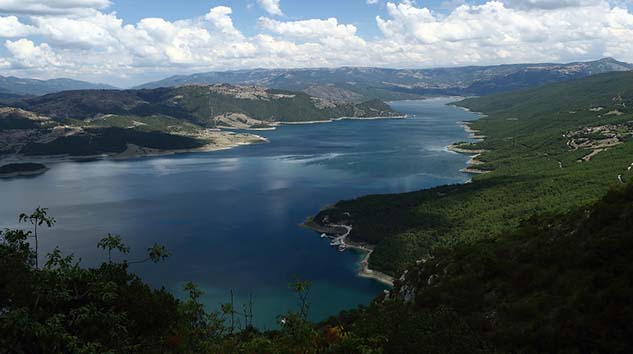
343, 183, 633, 353
16, 85, 396, 125
0, 75, 116, 96
0, 85, 396, 157
310, 71, 633, 276
135, 58, 633, 101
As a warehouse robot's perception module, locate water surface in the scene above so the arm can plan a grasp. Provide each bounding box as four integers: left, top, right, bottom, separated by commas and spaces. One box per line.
0, 98, 479, 329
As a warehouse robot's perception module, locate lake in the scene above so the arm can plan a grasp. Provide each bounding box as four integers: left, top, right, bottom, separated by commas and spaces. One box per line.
0, 98, 479, 329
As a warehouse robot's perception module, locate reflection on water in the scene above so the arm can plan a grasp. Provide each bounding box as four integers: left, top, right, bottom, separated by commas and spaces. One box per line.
0, 98, 479, 329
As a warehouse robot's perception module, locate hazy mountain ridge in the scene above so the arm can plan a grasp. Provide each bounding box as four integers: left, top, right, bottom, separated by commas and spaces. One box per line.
0, 75, 117, 96
134, 58, 633, 101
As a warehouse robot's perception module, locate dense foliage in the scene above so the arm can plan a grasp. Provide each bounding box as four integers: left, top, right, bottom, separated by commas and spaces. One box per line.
3, 184, 632, 352
315, 71, 633, 275
0, 211, 390, 354
384, 183, 633, 353
0, 163, 47, 175
20, 127, 204, 156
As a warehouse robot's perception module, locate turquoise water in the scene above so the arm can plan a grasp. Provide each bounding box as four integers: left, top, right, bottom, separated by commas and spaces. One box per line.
0, 98, 479, 329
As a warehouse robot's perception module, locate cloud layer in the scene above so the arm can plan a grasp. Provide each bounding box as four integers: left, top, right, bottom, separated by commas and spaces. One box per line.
1, 0, 633, 86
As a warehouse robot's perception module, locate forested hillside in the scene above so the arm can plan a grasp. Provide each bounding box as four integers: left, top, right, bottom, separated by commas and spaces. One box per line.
313, 71, 633, 275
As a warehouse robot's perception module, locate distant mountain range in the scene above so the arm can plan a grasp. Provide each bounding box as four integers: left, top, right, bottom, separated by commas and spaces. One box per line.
0, 76, 117, 97
135, 58, 633, 101
1, 58, 630, 102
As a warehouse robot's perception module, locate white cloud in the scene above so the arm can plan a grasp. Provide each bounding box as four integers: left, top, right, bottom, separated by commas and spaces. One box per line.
259, 17, 360, 40
0, 16, 36, 37
0, 0, 110, 15
257, 0, 283, 16
5, 38, 61, 68
0, 1, 633, 86
503, 0, 601, 10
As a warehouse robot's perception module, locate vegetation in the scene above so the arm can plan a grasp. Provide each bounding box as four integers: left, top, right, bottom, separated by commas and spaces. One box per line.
14, 86, 396, 126
3, 183, 632, 352
0, 163, 47, 176
0, 210, 389, 353
314, 71, 633, 276
383, 183, 633, 353
20, 127, 204, 156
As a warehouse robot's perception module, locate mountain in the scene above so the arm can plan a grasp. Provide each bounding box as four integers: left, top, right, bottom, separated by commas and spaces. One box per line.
134, 58, 633, 101
310, 70, 633, 276
0, 75, 117, 96
0, 84, 396, 157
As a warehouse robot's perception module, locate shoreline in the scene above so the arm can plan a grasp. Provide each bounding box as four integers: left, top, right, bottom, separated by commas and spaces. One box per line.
302, 219, 395, 286
447, 120, 492, 174
279, 114, 408, 125
303, 100, 488, 285
1, 134, 269, 165
1, 114, 404, 165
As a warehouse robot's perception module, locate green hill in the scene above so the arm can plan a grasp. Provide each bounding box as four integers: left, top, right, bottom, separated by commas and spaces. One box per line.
311, 71, 633, 276
338, 183, 633, 353
16, 85, 396, 125
1, 85, 395, 157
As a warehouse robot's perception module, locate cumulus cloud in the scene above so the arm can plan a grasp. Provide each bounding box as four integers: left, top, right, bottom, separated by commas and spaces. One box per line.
5, 38, 61, 68
503, 0, 602, 10
257, 0, 283, 16
259, 17, 360, 40
0, 0, 111, 15
0, 16, 36, 37
0, 1, 633, 85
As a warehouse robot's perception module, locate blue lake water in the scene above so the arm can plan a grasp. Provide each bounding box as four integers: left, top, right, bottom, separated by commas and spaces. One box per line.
0, 98, 479, 329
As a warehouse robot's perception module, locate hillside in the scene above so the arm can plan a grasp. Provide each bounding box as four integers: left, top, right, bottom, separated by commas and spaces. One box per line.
341, 183, 633, 353
0, 75, 116, 96
135, 58, 632, 101
0, 85, 396, 158
310, 71, 633, 276
15, 85, 396, 125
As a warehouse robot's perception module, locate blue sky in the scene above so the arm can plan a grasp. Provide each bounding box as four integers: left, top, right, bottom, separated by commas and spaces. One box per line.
1, 0, 633, 86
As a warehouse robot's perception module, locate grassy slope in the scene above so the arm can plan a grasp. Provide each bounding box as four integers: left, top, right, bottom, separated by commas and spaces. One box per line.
314, 71, 633, 276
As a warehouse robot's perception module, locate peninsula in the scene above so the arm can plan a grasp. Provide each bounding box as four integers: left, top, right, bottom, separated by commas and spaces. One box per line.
0, 162, 48, 178
0, 85, 398, 160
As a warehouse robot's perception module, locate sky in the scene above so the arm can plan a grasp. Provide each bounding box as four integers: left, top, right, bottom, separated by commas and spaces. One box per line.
1, 0, 633, 87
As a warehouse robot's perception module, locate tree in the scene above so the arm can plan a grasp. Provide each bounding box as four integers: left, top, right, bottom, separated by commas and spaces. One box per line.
126, 243, 171, 265
97, 233, 130, 263
19, 207, 55, 269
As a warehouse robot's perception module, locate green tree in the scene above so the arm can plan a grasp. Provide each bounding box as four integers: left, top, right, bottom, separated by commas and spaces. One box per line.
19, 207, 55, 269
97, 233, 130, 263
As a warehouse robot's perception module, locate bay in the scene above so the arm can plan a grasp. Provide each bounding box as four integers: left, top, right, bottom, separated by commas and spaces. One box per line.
0, 98, 479, 329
